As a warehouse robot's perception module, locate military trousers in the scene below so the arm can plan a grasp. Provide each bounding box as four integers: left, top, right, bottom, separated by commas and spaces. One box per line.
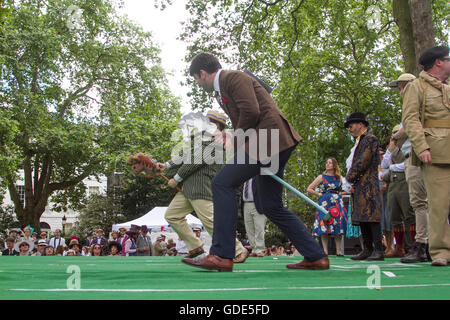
387, 175, 415, 226
405, 158, 429, 244
422, 164, 450, 262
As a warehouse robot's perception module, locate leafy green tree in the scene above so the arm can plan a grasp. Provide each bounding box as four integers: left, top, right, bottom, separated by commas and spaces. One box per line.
71, 193, 123, 245
0, 0, 181, 232
120, 173, 176, 222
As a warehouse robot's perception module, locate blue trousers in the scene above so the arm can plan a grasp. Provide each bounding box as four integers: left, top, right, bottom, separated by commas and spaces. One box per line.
210, 146, 326, 261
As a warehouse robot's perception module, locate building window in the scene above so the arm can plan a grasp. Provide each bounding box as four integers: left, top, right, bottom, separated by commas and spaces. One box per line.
89, 186, 100, 195
17, 185, 25, 207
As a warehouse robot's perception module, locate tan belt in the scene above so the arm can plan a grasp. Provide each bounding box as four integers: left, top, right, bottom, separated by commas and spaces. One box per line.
423, 119, 450, 128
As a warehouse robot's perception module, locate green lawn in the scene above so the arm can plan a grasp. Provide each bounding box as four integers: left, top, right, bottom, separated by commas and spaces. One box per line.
0, 255, 449, 300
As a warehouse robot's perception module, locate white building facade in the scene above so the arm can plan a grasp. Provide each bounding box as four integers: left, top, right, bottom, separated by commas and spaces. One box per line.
2, 171, 107, 232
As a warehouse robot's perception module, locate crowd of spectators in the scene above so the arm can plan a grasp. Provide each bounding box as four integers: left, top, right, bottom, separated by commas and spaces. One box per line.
1, 225, 186, 257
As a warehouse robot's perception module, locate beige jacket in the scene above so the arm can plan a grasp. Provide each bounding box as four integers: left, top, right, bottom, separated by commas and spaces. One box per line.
402, 71, 450, 164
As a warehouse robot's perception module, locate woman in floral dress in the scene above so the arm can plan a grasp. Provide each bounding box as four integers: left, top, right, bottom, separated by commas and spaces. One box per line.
307, 158, 347, 256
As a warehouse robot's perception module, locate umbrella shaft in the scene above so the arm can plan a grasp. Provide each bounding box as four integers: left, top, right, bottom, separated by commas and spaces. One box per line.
261, 168, 328, 215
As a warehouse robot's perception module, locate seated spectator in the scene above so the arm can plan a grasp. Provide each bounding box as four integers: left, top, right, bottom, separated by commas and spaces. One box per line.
31, 232, 38, 245
4, 230, 18, 248
21, 226, 33, 241
92, 229, 108, 254
32, 239, 48, 256
136, 225, 152, 256
124, 230, 138, 256
39, 232, 49, 244
66, 249, 76, 256
110, 230, 119, 242
108, 241, 122, 256
2, 238, 19, 256
175, 236, 188, 256
49, 229, 65, 249
82, 246, 90, 256
270, 245, 279, 256
167, 238, 176, 251
117, 227, 129, 256
55, 245, 65, 256
67, 238, 81, 256
18, 241, 31, 256
91, 244, 104, 256
152, 235, 168, 256
43, 245, 55, 256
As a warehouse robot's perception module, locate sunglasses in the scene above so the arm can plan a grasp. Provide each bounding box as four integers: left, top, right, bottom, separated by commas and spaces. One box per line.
441, 57, 450, 61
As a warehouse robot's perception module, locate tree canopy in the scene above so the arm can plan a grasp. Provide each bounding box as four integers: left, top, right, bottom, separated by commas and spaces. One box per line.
0, 0, 181, 230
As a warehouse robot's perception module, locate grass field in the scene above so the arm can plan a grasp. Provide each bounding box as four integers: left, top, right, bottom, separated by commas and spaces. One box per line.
0, 255, 449, 300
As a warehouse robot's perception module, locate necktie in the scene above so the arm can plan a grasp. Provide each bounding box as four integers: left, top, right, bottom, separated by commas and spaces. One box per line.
244, 181, 249, 199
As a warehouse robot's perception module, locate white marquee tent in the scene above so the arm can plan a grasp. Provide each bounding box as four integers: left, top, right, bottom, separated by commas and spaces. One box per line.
111, 206, 204, 233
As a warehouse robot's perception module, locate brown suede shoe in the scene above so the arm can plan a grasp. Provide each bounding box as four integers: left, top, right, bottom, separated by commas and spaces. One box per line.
286, 256, 330, 270
185, 246, 205, 259
182, 254, 233, 272
233, 248, 249, 263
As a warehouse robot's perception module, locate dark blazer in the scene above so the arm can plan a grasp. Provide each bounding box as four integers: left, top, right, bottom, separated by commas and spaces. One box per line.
91, 237, 108, 250
2, 248, 19, 256
218, 70, 302, 160
346, 131, 382, 223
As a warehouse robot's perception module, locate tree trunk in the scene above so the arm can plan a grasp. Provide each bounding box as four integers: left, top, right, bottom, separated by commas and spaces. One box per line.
409, 0, 435, 64
392, 0, 436, 76
392, 0, 417, 75
22, 209, 43, 233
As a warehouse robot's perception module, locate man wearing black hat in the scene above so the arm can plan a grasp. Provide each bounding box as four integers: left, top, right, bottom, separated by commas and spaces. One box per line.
344, 112, 384, 261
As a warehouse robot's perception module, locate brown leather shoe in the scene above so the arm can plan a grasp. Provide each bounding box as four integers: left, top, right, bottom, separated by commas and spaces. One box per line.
185, 246, 205, 258
233, 248, 249, 263
286, 256, 330, 270
384, 248, 396, 258
249, 253, 257, 257
392, 247, 406, 258
182, 254, 233, 272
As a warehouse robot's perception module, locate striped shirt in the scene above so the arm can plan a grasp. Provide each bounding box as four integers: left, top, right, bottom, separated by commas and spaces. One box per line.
165, 134, 224, 201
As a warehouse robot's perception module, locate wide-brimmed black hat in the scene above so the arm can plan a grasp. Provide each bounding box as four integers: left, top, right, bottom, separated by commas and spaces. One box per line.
344, 112, 369, 128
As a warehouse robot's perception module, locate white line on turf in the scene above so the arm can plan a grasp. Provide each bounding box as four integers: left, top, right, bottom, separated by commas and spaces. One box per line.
288, 283, 450, 290
11, 288, 268, 292
10, 283, 450, 292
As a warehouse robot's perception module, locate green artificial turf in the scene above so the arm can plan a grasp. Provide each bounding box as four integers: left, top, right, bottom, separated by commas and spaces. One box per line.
0, 255, 448, 300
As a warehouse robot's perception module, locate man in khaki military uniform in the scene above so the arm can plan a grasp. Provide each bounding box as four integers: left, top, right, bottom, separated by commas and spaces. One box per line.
402, 46, 450, 266
389, 73, 431, 263
381, 125, 415, 257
